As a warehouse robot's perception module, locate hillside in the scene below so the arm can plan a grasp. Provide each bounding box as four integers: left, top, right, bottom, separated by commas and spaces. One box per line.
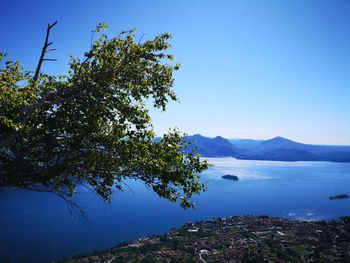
67, 215, 350, 262
229, 138, 263, 150
184, 135, 350, 162
183, 134, 240, 157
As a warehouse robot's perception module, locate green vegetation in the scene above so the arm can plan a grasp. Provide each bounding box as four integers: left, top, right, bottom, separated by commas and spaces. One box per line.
0, 22, 209, 208
288, 244, 312, 257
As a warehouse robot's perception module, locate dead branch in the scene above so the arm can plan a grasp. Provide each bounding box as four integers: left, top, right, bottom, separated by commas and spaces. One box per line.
33, 21, 58, 82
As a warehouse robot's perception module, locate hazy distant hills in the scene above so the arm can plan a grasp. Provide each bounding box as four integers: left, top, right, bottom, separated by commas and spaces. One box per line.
184, 134, 350, 162
184, 134, 240, 157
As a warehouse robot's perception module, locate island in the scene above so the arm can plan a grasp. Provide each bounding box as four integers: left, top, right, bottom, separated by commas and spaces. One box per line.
329, 194, 349, 200
222, 174, 239, 180
66, 215, 350, 262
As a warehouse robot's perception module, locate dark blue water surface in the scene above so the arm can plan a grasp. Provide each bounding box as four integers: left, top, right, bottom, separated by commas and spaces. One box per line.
1, 158, 350, 262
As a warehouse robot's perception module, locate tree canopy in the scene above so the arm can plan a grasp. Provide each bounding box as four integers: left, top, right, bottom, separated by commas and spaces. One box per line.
0, 22, 209, 208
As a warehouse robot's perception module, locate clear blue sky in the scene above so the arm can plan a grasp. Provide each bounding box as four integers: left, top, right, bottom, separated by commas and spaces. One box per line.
2, 0, 350, 144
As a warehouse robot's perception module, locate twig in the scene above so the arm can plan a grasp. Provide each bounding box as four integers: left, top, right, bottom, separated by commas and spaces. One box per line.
121, 181, 135, 194
138, 33, 147, 44
16, 185, 90, 226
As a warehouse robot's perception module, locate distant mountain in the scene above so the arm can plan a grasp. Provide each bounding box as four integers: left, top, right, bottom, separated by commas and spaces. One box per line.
184, 134, 240, 157
241, 136, 350, 162
259, 136, 303, 150
184, 135, 350, 162
228, 139, 263, 150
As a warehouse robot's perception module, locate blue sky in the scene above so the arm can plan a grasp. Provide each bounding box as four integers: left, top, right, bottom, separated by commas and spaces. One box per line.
2, 0, 350, 144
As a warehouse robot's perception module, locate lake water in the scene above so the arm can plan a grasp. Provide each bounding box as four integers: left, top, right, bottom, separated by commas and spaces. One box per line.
1, 158, 350, 262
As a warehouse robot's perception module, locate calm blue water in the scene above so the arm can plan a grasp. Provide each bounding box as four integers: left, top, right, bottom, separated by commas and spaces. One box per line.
1, 158, 350, 262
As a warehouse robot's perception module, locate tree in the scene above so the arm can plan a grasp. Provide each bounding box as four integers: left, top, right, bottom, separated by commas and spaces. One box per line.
0, 22, 209, 208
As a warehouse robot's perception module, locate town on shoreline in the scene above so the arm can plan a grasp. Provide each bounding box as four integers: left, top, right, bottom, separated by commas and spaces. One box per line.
62, 215, 350, 262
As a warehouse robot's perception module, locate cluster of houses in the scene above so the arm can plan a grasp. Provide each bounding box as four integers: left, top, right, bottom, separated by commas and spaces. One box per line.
67, 215, 350, 262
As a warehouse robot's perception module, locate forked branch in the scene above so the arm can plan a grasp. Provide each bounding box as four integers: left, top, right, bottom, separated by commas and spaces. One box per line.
33, 21, 58, 82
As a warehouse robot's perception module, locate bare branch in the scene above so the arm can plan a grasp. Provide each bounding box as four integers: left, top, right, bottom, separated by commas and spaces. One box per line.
121, 181, 135, 194
33, 21, 58, 82
15, 185, 90, 226
49, 21, 58, 29
138, 33, 147, 44
90, 30, 96, 50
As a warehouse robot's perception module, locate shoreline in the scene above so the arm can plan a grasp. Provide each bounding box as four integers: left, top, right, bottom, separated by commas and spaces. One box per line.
61, 214, 350, 262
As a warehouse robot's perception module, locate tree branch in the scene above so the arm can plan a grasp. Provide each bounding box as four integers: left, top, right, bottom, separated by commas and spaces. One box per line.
33, 21, 58, 82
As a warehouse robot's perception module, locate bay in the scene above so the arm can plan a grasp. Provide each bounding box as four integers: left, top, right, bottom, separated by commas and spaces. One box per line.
1, 158, 350, 262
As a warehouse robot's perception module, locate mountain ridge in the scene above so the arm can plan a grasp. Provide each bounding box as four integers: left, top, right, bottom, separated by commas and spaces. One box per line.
184, 134, 350, 162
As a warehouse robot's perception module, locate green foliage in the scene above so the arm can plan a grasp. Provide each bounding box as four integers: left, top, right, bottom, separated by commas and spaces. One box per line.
0, 24, 209, 208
